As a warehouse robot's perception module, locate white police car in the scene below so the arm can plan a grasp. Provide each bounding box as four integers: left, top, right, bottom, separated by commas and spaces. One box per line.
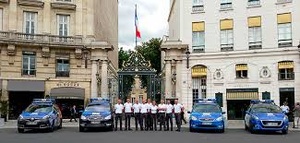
188, 99, 226, 133
244, 100, 289, 134
17, 99, 62, 133
79, 98, 113, 132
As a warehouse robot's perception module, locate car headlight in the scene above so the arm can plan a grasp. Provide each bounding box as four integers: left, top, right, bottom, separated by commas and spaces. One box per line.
18, 115, 24, 120
252, 115, 259, 120
104, 115, 111, 120
80, 115, 87, 120
216, 117, 223, 121
191, 116, 197, 121
42, 115, 50, 120
283, 115, 289, 121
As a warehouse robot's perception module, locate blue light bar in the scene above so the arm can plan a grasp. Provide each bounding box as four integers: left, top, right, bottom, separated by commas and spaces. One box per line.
196, 99, 217, 103
32, 98, 55, 104
90, 98, 110, 103
250, 100, 274, 104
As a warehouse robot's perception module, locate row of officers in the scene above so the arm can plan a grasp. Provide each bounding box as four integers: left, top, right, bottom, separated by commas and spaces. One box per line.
114, 99, 185, 132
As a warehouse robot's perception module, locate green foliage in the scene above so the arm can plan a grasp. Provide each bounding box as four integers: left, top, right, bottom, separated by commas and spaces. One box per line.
118, 47, 131, 68
136, 38, 162, 88
0, 100, 8, 117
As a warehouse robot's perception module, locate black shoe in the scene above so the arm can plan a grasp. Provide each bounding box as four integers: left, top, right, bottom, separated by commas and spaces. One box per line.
114, 128, 117, 131
159, 129, 162, 131
129, 128, 133, 131
125, 128, 127, 131
176, 129, 180, 132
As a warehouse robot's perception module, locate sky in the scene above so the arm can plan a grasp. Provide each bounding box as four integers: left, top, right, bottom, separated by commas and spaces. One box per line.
118, 0, 170, 50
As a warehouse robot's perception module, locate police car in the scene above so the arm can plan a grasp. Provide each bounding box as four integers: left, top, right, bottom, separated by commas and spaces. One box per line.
17, 99, 62, 133
79, 98, 113, 132
244, 100, 289, 134
188, 99, 225, 133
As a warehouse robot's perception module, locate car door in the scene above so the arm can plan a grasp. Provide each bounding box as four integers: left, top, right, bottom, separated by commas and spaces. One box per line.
52, 107, 59, 127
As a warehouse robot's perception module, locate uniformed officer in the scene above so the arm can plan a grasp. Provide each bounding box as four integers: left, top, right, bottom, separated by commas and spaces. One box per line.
165, 100, 174, 131
140, 99, 148, 131
133, 99, 142, 131
114, 99, 124, 131
151, 101, 158, 131
146, 99, 153, 130
174, 100, 184, 132
124, 99, 133, 131
158, 100, 166, 131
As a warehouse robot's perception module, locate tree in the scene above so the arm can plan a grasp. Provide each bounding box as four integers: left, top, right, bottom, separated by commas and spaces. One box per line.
136, 38, 162, 89
118, 47, 130, 68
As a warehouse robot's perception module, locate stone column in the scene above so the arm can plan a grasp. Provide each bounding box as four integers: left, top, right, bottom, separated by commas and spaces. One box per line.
91, 60, 98, 98
100, 60, 108, 98
175, 60, 182, 100
165, 60, 172, 99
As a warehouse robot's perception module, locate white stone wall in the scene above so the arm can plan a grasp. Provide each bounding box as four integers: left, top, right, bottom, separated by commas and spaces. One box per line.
166, 0, 300, 113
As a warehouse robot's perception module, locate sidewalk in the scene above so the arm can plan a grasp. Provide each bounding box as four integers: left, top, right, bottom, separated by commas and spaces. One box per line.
1, 119, 300, 131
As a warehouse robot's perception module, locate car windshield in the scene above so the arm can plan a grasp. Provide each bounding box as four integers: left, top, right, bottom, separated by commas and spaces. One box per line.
193, 104, 222, 113
251, 104, 282, 113
25, 104, 52, 113
85, 105, 110, 112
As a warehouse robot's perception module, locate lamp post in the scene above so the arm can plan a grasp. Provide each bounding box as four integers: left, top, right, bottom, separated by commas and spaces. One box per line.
185, 49, 190, 69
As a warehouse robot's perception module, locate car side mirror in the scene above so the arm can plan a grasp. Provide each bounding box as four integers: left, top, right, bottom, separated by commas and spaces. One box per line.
187, 111, 191, 114
222, 111, 226, 114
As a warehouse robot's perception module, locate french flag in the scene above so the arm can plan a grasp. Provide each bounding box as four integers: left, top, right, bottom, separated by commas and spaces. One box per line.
135, 5, 141, 38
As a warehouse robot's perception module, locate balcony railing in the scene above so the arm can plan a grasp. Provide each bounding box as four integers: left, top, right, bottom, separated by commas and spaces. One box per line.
221, 44, 234, 51
277, 0, 292, 4
249, 41, 262, 50
22, 69, 36, 76
56, 71, 70, 77
0, 31, 83, 46
248, 0, 260, 6
192, 5, 204, 12
278, 72, 294, 80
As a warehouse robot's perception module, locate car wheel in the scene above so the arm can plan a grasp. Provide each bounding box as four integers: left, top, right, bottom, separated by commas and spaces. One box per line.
219, 127, 225, 133
189, 127, 196, 132
58, 119, 62, 129
79, 126, 85, 132
282, 129, 288, 134
18, 128, 24, 133
249, 124, 255, 134
49, 121, 55, 132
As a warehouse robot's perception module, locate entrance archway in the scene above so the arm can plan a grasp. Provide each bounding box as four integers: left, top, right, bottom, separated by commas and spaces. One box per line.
118, 51, 160, 102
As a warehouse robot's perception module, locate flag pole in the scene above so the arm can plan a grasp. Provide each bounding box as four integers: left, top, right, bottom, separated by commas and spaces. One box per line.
135, 4, 138, 49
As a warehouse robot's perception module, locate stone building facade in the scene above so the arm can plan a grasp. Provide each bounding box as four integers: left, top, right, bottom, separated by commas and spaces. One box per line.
0, 0, 118, 119
162, 0, 300, 120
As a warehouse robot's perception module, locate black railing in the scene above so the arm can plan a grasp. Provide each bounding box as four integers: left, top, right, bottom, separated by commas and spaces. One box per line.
22, 69, 36, 76
56, 71, 70, 77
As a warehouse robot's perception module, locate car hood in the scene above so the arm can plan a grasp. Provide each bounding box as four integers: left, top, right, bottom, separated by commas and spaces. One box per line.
191, 112, 222, 119
253, 113, 285, 120
21, 112, 49, 119
82, 110, 111, 117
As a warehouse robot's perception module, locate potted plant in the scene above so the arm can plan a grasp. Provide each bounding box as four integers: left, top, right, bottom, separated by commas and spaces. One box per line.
0, 100, 8, 122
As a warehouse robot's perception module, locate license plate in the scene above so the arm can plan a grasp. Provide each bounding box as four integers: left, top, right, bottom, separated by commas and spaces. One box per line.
27, 122, 37, 125
91, 121, 100, 124
202, 122, 212, 125
267, 123, 277, 126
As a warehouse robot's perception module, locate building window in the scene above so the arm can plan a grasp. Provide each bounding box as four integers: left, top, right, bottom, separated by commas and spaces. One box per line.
278, 61, 294, 80
248, 16, 262, 49
277, 13, 292, 47
248, 0, 260, 6
22, 52, 36, 76
236, 64, 248, 78
192, 0, 204, 12
192, 89, 199, 105
220, 0, 232, 9
23, 12, 37, 34
57, 15, 70, 36
56, 57, 70, 77
192, 22, 205, 53
0, 9, 3, 30
220, 19, 233, 51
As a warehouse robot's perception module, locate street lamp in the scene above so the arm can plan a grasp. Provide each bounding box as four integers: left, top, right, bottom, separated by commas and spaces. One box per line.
185, 49, 190, 69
